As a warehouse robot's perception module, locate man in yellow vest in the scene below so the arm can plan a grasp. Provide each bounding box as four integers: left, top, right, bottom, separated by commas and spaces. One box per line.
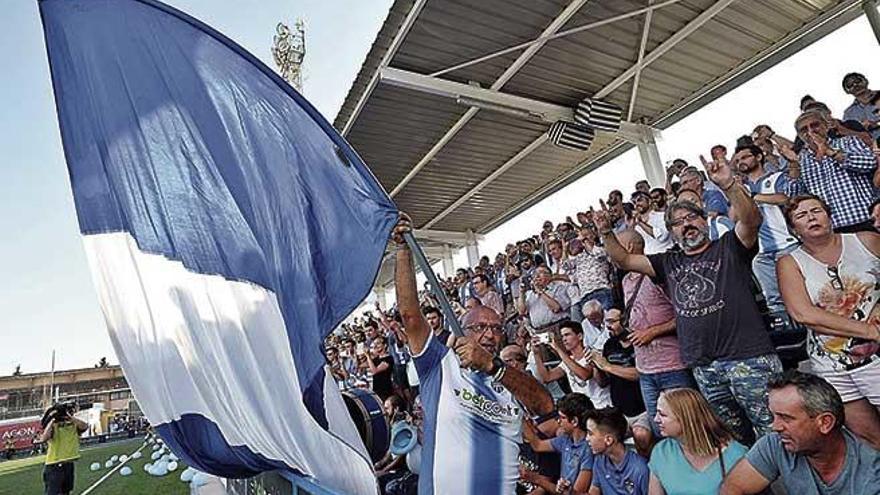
37, 403, 87, 495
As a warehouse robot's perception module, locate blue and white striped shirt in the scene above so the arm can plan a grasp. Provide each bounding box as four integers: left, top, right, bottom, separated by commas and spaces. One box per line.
744, 171, 798, 253
792, 136, 878, 229
414, 333, 523, 494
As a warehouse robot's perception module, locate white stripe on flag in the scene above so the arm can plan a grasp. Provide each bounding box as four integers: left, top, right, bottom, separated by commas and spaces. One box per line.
82, 232, 377, 495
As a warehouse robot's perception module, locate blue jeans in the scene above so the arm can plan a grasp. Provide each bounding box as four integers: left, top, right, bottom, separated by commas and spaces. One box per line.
692, 354, 783, 446
571, 288, 614, 322
639, 369, 697, 435
752, 244, 797, 312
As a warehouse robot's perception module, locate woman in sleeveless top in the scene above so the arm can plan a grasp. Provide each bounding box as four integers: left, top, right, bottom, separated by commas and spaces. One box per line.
777, 194, 880, 448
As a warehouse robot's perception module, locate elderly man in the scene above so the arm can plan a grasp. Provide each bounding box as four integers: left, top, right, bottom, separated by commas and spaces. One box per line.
721, 371, 880, 494
580, 299, 609, 352
518, 266, 571, 333
679, 166, 729, 217
393, 214, 553, 495
791, 109, 878, 233
595, 152, 780, 445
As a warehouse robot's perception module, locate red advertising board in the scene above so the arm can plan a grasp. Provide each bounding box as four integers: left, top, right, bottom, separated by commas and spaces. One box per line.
0, 417, 42, 450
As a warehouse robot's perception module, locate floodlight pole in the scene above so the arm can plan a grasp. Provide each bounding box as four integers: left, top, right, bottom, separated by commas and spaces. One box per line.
402, 232, 465, 337
863, 0, 880, 46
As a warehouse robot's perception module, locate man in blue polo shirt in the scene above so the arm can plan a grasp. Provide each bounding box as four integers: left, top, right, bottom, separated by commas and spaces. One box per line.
586, 408, 649, 495
522, 392, 595, 493
392, 214, 554, 495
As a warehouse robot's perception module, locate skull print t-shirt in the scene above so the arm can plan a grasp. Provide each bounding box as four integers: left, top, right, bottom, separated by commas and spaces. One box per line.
647, 232, 776, 367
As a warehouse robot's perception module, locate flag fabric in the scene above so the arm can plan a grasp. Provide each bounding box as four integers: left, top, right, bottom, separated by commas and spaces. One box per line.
39, 0, 397, 492
574, 98, 623, 133
548, 121, 595, 152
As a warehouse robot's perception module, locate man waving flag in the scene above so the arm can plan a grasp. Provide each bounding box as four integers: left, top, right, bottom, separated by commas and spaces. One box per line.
39, 0, 396, 492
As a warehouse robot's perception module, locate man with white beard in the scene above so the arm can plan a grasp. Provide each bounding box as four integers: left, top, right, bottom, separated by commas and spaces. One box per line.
594, 152, 781, 447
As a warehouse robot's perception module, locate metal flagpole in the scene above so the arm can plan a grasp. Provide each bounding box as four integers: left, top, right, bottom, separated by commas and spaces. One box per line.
402, 232, 465, 337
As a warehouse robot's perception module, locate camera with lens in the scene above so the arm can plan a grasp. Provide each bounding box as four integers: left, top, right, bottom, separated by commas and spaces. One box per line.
41, 402, 75, 428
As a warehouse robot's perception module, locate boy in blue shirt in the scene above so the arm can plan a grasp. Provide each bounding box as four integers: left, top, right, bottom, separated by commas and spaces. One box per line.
523, 393, 595, 494
586, 408, 650, 495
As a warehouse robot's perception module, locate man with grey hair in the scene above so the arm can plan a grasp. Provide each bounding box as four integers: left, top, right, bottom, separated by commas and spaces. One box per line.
721, 370, 880, 494
580, 299, 609, 351
790, 109, 878, 233
595, 151, 780, 446
518, 265, 571, 333
678, 166, 730, 217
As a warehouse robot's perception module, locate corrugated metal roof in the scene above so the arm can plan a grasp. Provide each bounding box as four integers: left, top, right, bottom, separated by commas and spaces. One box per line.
334, 0, 866, 234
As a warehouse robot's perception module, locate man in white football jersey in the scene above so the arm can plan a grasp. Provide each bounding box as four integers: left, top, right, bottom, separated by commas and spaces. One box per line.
392, 214, 554, 495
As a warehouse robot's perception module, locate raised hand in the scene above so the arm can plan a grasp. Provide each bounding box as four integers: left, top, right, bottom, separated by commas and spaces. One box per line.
447, 334, 493, 372
391, 212, 413, 245
593, 204, 612, 233
806, 130, 830, 157
700, 154, 734, 189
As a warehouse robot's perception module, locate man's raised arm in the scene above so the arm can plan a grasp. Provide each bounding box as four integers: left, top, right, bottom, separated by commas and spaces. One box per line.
392, 214, 431, 355
593, 206, 655, 277
701, 154, 762, 249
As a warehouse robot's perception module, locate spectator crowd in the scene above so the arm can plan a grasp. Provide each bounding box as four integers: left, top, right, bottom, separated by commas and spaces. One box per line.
323, 72, 880, 495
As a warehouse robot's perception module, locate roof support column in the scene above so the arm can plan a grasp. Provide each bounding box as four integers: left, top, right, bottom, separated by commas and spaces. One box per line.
441, 244, 455, 278
465, 230, 480, 268
862, 0, 880, 46
636, 135, 665, 188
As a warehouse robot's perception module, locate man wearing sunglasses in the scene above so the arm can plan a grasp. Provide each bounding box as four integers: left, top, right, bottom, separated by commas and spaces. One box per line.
842, 72, 880, 142
595, 151, 780, 448
392, 214, 553, 495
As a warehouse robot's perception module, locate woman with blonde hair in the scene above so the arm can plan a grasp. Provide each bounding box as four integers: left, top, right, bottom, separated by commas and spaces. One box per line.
648, 388, 747, 495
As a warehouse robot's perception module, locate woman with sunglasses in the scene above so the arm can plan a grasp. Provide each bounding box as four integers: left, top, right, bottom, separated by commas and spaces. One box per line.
777, 193, 880, 448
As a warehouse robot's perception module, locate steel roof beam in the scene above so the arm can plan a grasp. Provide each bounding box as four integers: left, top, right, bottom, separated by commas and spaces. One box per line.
595, 0, 736, 100
379, 67, 653, 142
430, 0, 686, 78
340, 0, 429, 137
387, 0, 591, 198
627, 1, 654, 122
422, 133, 550, 229
476, 0, 865, 234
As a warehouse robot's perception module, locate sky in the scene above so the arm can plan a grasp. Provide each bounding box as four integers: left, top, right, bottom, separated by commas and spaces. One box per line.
1, 1, 878, 373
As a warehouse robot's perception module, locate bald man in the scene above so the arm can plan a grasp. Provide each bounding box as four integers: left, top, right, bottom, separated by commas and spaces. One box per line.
392, 214, 553, 494
615, 229, 695, 436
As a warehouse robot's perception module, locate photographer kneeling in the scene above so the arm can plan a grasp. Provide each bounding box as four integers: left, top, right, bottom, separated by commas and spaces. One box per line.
38, 403, 87, 495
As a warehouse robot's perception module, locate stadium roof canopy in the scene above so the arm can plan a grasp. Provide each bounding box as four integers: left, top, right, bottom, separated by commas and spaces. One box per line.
333, 0, 880, 291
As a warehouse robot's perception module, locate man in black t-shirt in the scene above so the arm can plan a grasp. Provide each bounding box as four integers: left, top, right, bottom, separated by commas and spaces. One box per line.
589, 308, 652, 456
595, 152, 781, 446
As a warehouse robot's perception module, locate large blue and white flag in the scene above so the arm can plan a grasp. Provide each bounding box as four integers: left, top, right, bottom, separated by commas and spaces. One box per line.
39, 0, 396, 492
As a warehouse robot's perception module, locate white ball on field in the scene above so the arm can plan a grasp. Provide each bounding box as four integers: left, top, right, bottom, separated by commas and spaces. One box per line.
179, 467, 194, 483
